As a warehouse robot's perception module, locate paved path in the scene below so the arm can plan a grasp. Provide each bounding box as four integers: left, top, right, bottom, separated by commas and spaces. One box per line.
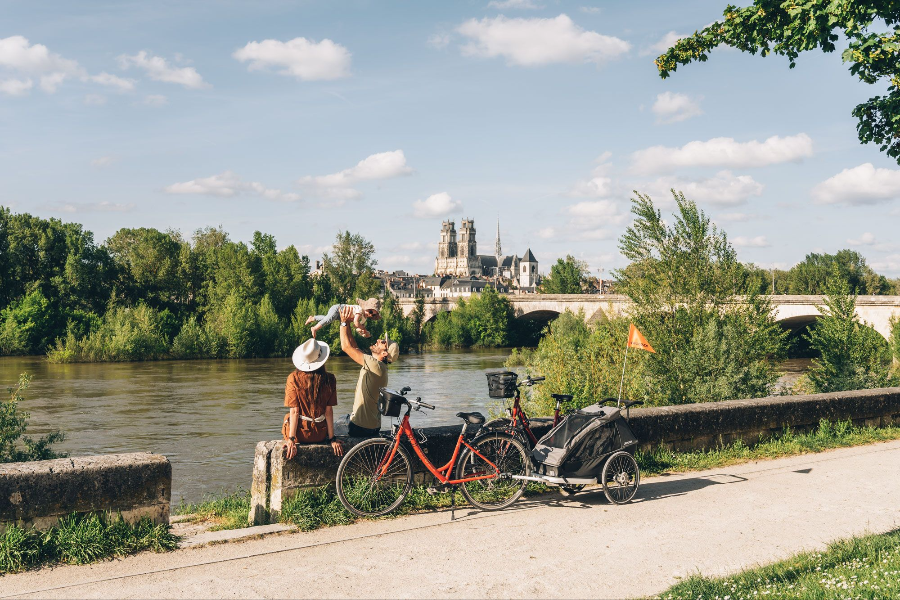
5, 441, 900, 599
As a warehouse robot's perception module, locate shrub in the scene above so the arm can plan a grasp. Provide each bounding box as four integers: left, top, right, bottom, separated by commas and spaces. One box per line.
46, 304, 169, 362
1, 373, 65, 463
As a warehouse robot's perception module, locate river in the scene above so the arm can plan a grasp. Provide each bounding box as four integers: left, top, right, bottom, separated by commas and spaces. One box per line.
0, 353, 813, 503
0, 350, 513, 503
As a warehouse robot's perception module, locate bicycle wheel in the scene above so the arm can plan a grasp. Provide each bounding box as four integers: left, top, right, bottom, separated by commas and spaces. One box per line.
336, 438, 412, 517
456, 433, 529, 510
601, 451, 640, 504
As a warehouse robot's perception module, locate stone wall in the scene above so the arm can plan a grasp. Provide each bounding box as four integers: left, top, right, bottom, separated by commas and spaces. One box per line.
248, 387, 900, 525
0, 452, 171, 531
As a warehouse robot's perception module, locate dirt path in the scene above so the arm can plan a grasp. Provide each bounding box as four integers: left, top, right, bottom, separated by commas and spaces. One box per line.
4, 440, 900, 599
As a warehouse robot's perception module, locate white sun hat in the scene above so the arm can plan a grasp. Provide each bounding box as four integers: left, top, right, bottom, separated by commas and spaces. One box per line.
292, 338, 330, 372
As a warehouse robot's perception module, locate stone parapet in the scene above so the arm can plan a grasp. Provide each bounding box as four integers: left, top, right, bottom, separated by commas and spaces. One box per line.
248, 387, 900, 525
0, 452, 171, 531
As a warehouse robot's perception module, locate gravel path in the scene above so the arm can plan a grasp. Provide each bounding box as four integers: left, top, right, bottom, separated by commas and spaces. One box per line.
4, 440, 900, 599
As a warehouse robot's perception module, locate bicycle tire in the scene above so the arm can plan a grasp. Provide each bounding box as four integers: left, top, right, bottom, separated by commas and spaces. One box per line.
336, 438, 412, 517
601, 450, 640, 505
482, 418, 531, 448
456, 432, 530, 511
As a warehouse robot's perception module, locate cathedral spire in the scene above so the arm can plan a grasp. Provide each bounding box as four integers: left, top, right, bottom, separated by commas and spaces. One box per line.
494, 217, 502, 259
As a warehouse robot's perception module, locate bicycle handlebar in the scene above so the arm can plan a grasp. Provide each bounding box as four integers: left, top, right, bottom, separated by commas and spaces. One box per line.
411, 397, 435, 410
520, 376, 545, 387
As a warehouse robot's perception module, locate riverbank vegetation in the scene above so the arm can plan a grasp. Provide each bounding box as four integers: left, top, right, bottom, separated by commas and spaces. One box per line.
1, 373, 65, 463
511, 193, 900, 413
0, 512, 177, 574
654, 528, 900, 600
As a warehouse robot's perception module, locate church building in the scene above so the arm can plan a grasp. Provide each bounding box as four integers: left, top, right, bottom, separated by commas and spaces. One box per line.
434, 219, 539, 291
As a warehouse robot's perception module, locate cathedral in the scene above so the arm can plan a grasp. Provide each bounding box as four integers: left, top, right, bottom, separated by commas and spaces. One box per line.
434, 219, 539, 290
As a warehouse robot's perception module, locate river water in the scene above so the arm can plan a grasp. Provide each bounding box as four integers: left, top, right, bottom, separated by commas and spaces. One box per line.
0, 351, 512, 503
0, 353, 813, 503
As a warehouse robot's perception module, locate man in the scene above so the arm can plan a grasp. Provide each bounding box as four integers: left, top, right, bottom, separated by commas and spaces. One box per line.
339, 305, 400, 438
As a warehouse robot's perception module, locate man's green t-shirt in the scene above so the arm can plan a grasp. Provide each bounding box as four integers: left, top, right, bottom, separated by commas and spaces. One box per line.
350, 354, 388, 430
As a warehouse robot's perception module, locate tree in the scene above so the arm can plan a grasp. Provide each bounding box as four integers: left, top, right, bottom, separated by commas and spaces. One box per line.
614, 191, 786, 405
106, 228, 186, 312
321, 231, 378, 302
787, 250, 887, 294
540, 255, 589, 294
656, 0, 900, 163
410, 295, 426, 348
805, 282, 896, 392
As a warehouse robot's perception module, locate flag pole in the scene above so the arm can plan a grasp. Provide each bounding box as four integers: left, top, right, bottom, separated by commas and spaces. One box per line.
617, 343, 629, 409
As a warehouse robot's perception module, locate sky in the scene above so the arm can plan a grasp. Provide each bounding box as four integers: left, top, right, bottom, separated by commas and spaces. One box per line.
3, 0, 900, 277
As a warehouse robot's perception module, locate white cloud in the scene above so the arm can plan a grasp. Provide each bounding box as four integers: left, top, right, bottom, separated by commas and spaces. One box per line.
164, 171, 300, 201
413, 192, 462, 218
811, 163, 900, 206
580, 6, 601, 14
0, 36, 82, 93
233, 37, 351, 81
564, 199, 626, 231
568, 176, 614, 198
732, 235, 770, 248
428, 34, 452, 49
630, 133, 813, 174
537, 227, 557, 239
488, 0, 542, 9
83, 93, 107, 106
0, 78, 32, 96
848, 232, 876, 246
457, 14, 630, 67
298, 150, 413, 200
642, 171, 764, 206
871, 255, 900, 276
652, 91, 702, 124
642, 31, 685, 56
142, 94, 168, 106
91, 156, 116, 168
118, 51, 209, 89
90, 71, 135, 92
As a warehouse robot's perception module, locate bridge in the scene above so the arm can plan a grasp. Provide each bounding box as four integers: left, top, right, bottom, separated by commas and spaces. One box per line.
397, 294, 900, 341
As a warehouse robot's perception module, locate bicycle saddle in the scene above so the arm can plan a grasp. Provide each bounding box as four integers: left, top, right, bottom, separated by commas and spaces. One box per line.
551, 394, 573, 401
456, 411, 486, 425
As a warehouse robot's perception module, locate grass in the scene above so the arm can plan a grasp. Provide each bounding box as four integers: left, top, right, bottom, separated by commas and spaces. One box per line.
0, 512, 178, 575
173, 490, 252, 531
636, 418, 900, 477
653, 528, 900, 599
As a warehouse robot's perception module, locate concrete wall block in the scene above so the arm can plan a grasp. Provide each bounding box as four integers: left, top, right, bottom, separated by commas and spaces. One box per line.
0, 453, 171, 530
248, 441, 276, 526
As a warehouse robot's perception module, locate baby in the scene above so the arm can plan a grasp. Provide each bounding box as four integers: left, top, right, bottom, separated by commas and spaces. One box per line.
306, 298, 382, 339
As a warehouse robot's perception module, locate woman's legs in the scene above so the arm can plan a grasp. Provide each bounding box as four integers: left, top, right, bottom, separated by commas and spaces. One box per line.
306, 304, 343, 336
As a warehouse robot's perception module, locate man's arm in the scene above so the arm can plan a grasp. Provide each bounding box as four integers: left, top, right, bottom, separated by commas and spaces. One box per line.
339, 305, 366, 366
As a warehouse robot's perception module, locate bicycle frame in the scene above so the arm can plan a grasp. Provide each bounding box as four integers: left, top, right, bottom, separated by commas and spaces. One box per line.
503, 386, 564, 446
377, 412, 502, 485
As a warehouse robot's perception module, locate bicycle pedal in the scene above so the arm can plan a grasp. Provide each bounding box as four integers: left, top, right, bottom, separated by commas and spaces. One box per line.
426, 484, 450, 495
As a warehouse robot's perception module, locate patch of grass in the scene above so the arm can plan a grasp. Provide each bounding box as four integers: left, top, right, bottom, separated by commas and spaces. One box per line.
637, 419, 900, 477
0, 512, 177, 575
174, 490, 252, 531
652, 528, 900, 599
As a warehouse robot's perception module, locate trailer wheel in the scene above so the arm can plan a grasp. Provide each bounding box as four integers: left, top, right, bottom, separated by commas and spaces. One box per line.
601, 451, 640, 504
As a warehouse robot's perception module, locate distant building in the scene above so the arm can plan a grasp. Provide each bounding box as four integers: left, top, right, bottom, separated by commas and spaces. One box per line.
434, 219, 539, 292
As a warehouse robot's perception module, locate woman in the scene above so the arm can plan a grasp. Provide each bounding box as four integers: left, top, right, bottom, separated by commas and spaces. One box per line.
283, 338, 343, 459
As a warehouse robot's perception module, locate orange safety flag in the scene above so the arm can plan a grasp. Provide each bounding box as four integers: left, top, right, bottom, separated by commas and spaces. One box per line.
627, 324, 655, 353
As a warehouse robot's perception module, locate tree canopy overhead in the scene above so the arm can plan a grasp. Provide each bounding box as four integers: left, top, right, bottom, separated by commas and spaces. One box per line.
655, 0, 900, 163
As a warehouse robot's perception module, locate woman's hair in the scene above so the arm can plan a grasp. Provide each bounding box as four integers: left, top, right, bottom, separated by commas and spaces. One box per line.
303, 366, 334, 399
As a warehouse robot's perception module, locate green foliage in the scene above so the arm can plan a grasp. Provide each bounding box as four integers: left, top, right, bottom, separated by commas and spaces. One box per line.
321, 231, 379, 302
0, 513, 177, 574
174, 490, 252, 531
47, 305, 170, 362
540, 255, 589, 294
424, 287, 514, 348
657, 527, 900, 600
656, 0, 900, 163
1, 373, 65, 463
804, 283, 896, 392
614, 191, 785, 405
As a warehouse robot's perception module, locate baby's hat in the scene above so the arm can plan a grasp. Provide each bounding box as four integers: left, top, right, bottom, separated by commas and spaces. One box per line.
357, 297, 382, 312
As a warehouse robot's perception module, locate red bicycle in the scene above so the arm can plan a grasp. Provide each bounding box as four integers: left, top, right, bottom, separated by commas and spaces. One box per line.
483, 374, 574, 447
335, 386, 531, 517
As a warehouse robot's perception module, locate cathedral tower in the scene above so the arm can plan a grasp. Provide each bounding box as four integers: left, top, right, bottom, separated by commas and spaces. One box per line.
438, 220, 457, 259
458, 219, 476, 258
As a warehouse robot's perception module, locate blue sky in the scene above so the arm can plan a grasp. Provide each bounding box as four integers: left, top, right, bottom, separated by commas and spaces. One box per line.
3, 0, 900, 277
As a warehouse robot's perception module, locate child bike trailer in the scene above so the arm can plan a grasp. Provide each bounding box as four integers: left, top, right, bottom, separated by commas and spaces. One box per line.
530, 404, 640, 504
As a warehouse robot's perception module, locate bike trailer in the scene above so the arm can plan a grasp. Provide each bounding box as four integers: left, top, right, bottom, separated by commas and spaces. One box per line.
531, 404, 638, 482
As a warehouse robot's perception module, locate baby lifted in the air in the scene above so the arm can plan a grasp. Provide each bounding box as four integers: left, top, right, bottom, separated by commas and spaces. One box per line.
305, 298, 382, 339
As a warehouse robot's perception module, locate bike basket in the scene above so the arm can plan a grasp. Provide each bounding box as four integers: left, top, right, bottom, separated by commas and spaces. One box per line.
378, 389, 406, 417
486, 371, 518, 398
